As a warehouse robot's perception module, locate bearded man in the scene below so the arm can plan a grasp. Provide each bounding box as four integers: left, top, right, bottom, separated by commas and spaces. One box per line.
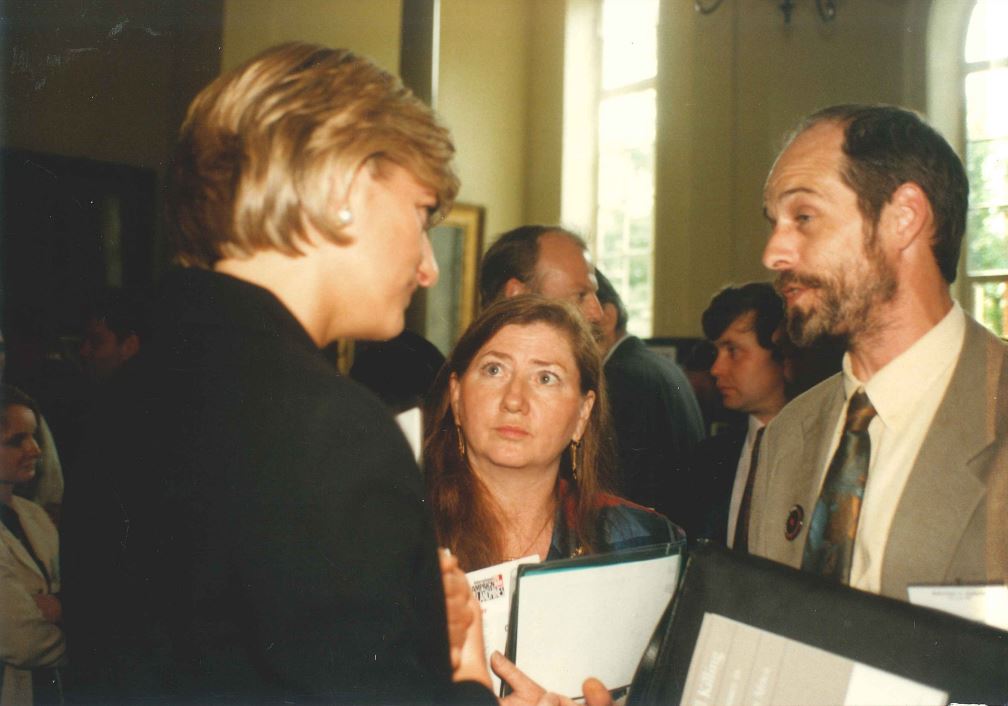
748, 104, 1008, 601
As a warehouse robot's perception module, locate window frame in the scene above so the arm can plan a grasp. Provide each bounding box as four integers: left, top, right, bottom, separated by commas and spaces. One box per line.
591, 0, 660, 338
960, 1, 1008, 336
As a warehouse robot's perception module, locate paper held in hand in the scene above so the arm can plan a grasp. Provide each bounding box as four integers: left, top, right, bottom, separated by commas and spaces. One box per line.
466, 555, 541, 695
504, 543, 683, 699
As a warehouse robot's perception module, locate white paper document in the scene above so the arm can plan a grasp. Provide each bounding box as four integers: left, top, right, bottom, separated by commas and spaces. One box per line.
508, 546, 681, 698
466, 555, 540, 694
680, 613, 948, 706
907, 584, 1008, 632
394, 407, 423, 463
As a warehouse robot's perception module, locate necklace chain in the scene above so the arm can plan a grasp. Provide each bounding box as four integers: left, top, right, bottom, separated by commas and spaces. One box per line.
505, 511, 553, 561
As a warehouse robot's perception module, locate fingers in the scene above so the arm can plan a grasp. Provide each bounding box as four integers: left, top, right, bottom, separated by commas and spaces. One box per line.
438, 546, 459, 573
494, 655, 613, 706
452, 589, 492, 688
493, 651, 545, 706
440, 548, 473, 669
581, 678, 613, 706
440, 549, 492, 688
491, 651, 534, 691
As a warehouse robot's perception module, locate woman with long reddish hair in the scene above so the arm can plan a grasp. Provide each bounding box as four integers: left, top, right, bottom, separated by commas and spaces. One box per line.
424, 296, 681, 572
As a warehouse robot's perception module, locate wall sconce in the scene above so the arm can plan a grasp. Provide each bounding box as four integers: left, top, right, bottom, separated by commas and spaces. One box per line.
694, 0, 838, 24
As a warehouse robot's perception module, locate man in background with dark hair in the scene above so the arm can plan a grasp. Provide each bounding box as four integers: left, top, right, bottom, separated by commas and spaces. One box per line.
595, 269, 704, 520
684, 282, 790, 549
478, 225, 603, 329
79, 287, 144, 383
752, 104, 1008, 599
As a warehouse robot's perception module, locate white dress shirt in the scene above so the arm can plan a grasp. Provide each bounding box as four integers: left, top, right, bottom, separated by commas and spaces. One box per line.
603, 333, 631, 365
818, 303, 966, 593
726, 414, 765, 548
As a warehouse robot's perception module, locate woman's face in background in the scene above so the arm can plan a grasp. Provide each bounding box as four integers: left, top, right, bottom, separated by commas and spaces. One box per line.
0, 404, 41, 486
450, 322, 594, 479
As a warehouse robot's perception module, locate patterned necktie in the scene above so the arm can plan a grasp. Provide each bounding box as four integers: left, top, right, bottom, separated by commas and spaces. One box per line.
801, 388, 877, 583
732, 426, 765, 552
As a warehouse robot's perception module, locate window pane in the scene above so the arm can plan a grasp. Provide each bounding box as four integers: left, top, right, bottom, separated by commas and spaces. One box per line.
966, 206, 1008, 274
965, 68, 1008, 141
597, 256, 626, 283
597, 2, 657, 338
628, 216, 652, 251
964, 2, 1008, 338
599, 209, 623, 254
971, 280, 1008, 337
965, 0, 1008, 64
627, 254, 651, 296
600, 0, 659, 90
598, 90, 656, 211
626, 255, 653, 337
597, 88, 655, 337
966, 137, 1008, 207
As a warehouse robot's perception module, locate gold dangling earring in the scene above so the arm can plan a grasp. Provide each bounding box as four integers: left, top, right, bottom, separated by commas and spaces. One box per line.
455, 424, 466, 457
570, 439, 580, 481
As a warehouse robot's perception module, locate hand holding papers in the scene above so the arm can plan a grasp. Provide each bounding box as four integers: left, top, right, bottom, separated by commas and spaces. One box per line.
491, 652, 613, 706
467, 555, 541, 694
505, 544, 683, 699
462, 551, 617, 706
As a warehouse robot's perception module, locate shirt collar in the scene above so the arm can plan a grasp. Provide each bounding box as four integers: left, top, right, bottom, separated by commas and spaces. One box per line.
841, 302, 965, 428
603, 333, 632, 364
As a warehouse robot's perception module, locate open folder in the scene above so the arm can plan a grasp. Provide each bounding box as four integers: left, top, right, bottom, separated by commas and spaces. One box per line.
503, 542, 684, 699
628, 543, 1008, 706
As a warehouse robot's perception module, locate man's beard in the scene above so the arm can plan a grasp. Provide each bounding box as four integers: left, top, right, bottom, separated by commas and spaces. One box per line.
776, 230, 897, 347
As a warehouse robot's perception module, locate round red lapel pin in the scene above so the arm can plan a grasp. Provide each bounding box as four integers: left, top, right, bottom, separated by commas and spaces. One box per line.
784, 505, 804, 540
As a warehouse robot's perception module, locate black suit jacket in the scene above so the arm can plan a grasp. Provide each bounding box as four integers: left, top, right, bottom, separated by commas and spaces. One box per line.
681, 424, 747, 547
604, 336, 705, 524
61, 269, 492, 704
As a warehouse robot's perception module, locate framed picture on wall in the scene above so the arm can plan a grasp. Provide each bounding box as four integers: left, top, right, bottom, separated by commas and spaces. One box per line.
425, 203, 485, 355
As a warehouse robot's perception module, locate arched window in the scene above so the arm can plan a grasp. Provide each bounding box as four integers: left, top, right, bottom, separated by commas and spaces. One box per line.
963, 0, 1008, 336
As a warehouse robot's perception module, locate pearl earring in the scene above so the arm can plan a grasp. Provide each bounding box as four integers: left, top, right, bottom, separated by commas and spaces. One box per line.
337, 207, 353, 226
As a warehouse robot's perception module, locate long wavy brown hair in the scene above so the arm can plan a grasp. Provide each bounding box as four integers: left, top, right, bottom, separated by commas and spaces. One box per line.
423, 295, 615, 571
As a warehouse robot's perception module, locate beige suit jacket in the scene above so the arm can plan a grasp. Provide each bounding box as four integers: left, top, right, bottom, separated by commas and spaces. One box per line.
0, 495, 65, 705
749, 316, 1008, 600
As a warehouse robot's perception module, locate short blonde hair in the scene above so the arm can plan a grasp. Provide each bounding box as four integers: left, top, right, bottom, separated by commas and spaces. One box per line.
171, 42, 460, 268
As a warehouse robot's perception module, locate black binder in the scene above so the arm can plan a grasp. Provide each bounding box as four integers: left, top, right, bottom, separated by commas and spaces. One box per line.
629, 542, 1008, 705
